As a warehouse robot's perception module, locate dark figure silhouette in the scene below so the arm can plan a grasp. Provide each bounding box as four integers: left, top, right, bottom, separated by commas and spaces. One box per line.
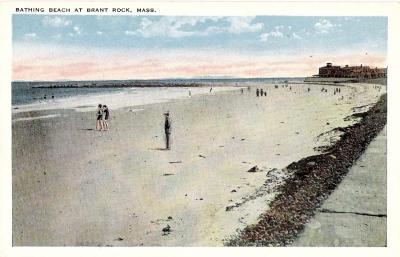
264, 92, 267, 96
164, 112, 172, 150
260, 89, 264, 96
256, 88, 260, 97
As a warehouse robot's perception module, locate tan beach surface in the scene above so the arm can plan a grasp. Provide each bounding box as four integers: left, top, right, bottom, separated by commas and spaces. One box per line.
12, 83, 385, 246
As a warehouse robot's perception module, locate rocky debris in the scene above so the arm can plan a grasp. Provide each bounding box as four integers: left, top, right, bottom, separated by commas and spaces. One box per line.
226, 203, 240, 211
198, 154, 206, 158
247, 166, 260, 173
265, 168, 278, 175
225, 168, 288, 213
163, 173, 174, 176
167, 216, 173, 220
169, 161, 182, 164
231, 189, 237, 193
226, 94, 387, 247
114, 237, 124, 241
162, 225, 171, 235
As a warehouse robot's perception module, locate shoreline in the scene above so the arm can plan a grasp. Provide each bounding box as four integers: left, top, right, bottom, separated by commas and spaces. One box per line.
226, 93, 387, 246
12, 86, 242, 115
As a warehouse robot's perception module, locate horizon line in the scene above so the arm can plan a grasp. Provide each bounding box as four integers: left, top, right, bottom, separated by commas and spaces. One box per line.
12, 76, 307, 83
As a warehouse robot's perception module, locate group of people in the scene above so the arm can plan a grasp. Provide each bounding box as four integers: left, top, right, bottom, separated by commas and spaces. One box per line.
33, 94, 55, 101
96, 104, 110, 131
256, 88, 267, 97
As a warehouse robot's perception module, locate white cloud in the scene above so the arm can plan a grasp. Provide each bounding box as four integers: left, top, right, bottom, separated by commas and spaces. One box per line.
23, 33, 37, 40
292, 32, 302, 39
68, 26, 82, 37
227, 17, 264, 34
125, 30, 136, 36
96, 31, 103, 35
260, 28, 283, 42
134, 17, 218, 38
73, 26, 82, 35
130, 16, 263, 38
314, 19, 341, 33
42, 16, 71, 27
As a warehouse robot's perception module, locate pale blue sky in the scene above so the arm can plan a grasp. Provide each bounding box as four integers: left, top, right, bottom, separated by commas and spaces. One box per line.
12, 15, 387, 80
13, 15, 387, 54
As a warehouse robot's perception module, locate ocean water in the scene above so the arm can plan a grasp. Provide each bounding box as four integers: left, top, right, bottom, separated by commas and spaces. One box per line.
12, 78, 304, 114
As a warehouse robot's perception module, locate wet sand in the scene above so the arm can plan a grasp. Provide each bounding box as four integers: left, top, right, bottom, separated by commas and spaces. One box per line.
12, 83, 385, 246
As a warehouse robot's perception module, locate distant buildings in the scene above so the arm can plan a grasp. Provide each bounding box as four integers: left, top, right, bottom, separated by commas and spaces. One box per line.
314, 63, 387, 79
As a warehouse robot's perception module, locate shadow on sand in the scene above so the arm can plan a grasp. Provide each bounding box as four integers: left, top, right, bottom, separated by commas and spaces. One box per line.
149, 147, 168, 151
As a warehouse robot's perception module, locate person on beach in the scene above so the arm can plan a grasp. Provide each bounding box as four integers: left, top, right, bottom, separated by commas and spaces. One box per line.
164, 112, 172, 150
209, 87, 213, 93
96, 104, 103, 131
260, 89, 264, 96
256, 88, 260, 97
241, 88, 244, 94
102, 105, 110, 131
264, 91, 267, 96
189, 90, 192, 97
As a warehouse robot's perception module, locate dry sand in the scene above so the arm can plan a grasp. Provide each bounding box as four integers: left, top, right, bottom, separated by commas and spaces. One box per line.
12, 83, 385, 246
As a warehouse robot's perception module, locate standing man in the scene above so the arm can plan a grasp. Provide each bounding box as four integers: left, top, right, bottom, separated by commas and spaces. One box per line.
164, 112, 172, 150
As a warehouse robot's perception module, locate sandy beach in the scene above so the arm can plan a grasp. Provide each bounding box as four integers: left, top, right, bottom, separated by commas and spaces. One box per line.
12, 83, 385, 246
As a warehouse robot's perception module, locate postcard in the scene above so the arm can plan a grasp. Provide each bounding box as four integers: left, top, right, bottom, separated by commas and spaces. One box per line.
0, 1, 399, 257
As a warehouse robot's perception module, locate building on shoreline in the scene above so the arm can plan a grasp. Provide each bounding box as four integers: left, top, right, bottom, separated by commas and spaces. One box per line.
313, 62, 387, 79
